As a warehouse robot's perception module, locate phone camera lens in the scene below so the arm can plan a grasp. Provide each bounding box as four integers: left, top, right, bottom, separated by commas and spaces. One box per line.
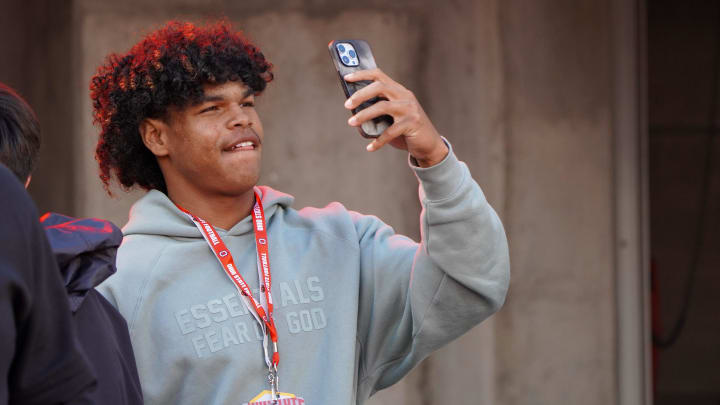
349, 50, 356, 58
342, 56, 350, 64
337, 44, 346, 53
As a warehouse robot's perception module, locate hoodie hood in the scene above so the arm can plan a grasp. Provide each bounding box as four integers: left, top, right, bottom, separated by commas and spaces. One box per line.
123, 186, 295, 239
41, 212, 123, 312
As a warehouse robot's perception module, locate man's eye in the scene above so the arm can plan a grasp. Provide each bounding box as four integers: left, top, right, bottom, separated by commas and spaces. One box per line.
241, 102, 255, 107
200, 105, 219, 113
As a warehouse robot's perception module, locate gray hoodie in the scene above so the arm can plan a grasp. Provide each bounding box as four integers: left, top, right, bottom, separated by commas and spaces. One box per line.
98, 146, 510, 405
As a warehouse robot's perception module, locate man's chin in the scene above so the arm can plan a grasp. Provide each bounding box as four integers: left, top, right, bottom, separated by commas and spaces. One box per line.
219, 174, 260, 197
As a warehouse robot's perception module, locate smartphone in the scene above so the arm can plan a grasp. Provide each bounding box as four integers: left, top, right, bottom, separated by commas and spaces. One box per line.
328, 39, 393, 138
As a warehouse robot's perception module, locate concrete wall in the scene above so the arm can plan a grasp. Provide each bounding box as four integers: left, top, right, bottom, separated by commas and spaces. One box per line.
495, 1, 617, 404
2, 0, 637, 403
0, 1, 28, 92
0, 0, 76, 215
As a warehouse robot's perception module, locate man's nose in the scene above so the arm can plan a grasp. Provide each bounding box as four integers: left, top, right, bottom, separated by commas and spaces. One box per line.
228, 104, 251, 127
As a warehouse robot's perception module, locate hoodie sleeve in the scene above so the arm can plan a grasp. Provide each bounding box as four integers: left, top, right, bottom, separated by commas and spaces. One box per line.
354, 143, 510, 398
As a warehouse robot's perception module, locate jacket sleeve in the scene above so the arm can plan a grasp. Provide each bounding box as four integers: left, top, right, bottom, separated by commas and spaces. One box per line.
354, 142, 510, 399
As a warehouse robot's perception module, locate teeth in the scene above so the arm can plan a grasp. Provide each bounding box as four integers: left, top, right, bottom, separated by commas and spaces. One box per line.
231, 141, 254, 150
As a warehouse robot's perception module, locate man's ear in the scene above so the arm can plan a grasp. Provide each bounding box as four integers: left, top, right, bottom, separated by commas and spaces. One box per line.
139, 118, 171, 157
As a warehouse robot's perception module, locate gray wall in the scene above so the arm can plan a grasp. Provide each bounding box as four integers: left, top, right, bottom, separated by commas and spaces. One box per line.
495, 1, 617, 404
0, 0, 644, 404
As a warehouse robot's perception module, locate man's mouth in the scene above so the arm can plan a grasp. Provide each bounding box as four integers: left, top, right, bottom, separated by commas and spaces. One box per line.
225, 141, 256, 152
222, 129, 261, 152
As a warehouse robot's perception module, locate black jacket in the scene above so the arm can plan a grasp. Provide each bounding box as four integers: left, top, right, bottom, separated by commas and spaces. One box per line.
0, 164, 96, 404
41, 213, 143, 405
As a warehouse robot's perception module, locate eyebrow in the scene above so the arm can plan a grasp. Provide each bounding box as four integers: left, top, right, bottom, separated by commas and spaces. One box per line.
200, 87, 254, 103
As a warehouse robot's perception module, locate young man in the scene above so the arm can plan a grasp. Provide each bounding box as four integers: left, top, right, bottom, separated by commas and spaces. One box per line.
94, 21, 509, 405
0, 82, 143, 404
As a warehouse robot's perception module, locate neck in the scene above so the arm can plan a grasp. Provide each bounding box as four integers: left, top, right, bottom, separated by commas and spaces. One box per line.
167, 185, 256, 231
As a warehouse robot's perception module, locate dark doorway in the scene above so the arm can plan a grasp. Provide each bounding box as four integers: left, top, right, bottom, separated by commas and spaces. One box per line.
648, 1, 720, 404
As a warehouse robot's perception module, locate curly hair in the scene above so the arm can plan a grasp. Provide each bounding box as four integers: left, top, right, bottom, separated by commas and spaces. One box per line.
90, 20, 273, 194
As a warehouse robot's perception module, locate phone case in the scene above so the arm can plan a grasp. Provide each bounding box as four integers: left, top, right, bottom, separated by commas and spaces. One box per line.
328, 39, 393, 138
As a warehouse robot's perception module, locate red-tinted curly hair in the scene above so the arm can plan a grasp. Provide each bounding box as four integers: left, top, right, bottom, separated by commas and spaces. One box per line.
90, 20, 273, 194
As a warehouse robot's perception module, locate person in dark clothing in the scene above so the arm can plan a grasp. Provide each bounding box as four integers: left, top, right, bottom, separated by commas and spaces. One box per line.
0, 163, 96, 404
41, 213, 143, 405
0, 82, 143, 404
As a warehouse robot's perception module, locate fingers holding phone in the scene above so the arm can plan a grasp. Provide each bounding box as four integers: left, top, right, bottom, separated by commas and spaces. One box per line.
343, 68, 447, 167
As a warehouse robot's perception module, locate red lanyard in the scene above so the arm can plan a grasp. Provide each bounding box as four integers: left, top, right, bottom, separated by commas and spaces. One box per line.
175, 191, 280, 376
